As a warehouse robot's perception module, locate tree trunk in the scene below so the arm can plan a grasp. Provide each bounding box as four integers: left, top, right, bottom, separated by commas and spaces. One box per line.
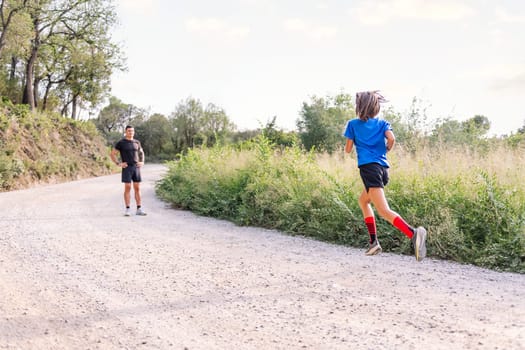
33, 76, 40, 109
42, 78, 51, 111
71, 95, 78, 119
22, 12, 41, 110
61, 102, 69, 116
9, 56, 17, 82
23, 40, 39, 110
61, 92, 72, 116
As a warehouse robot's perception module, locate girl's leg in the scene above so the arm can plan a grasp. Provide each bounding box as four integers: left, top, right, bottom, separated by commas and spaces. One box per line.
358, 189, 377, 243
367, 187, 427, 261
367, 187, 415, 239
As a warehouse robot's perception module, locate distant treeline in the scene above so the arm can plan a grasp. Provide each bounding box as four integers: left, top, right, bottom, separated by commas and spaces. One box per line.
92, 93, 525, 160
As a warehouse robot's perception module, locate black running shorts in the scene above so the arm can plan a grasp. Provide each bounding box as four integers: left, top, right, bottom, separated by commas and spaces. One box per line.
121, 164, 142, 183
359, 163, 389, 191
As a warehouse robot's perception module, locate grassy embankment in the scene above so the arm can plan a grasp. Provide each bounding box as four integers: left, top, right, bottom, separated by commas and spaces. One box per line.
0, 100, 113, 191
157, 138, 525, 273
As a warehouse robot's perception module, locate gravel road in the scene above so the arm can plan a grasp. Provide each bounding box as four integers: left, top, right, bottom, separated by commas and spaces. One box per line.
0, 164, 523, 350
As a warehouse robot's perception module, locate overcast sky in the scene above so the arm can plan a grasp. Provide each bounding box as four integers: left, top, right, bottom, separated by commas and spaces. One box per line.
111, 0, 525, 136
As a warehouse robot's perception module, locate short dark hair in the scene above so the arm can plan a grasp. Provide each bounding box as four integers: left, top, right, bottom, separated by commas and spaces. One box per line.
125, 125, 134, 130
355, 91, 387, 121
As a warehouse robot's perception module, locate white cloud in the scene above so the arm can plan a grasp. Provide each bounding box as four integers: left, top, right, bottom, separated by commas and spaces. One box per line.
350, 0, 475, 25
495, 7, 525, 23
185, 17, 251, 43
316, 0, 329, 10
283, 18, 338, 40
461, 63, 524, 79
459, 63, 525, 93
491, 72, 525, 92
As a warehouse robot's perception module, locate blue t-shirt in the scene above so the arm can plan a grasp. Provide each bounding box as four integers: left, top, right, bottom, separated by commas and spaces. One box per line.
343, 118, 392, 167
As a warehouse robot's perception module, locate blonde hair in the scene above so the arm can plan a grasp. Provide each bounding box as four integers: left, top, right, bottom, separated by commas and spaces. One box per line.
355, 91, 387, 121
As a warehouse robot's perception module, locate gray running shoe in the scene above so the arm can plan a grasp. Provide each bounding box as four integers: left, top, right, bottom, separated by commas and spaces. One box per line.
124, 208, 131, 216
136, 207, 147, 216
412, 226, 427, 261
365, 239, 382, 256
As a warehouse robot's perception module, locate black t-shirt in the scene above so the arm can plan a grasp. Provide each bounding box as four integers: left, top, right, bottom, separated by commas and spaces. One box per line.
115, 138, 143, 165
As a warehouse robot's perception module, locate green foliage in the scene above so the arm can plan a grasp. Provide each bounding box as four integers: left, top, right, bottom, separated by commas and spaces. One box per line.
505, 133, 525, 148
231, 129, 261, 144
0, 99, 112, 190
169, 97, 236, 154
386, 97, 431, 154
94, 96, 237, 160
92, 96, 147, 146
134, 113, 175, 161
0, 154, 24, 189
505, 121, 525, 148
430, 115, 491, 150
385, 169, 525, 270
297, 92, 354, 153
0, 0, 125, 115
261, 116, 298, 148
157, 140, 525, 272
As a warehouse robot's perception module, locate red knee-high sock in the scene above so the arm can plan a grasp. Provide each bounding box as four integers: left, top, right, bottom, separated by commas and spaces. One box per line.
393, 216, 415, 239
364, 216, 377, 243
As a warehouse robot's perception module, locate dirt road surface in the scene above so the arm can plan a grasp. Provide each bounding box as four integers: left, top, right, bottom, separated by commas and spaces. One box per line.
0, 164, 523, 349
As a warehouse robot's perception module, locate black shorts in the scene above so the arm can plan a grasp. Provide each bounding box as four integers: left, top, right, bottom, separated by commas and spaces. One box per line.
121, 165, 142, 183
359, 163, 389, 191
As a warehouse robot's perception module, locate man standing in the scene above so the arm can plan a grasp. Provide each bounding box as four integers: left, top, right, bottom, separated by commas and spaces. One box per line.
110, 125, 147, 216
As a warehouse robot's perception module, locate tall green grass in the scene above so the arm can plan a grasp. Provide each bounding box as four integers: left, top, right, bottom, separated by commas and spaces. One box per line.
156, 138, 525, 273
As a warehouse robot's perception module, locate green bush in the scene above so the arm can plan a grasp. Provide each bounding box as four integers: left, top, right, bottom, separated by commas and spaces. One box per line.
156, 138, 525, 273
0, 155, 25, 189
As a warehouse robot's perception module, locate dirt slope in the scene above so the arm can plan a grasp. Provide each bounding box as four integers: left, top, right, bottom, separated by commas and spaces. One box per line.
0, 164, 523, 349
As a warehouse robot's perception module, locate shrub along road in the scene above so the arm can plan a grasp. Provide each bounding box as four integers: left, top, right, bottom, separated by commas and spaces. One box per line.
0, 164, 523, 349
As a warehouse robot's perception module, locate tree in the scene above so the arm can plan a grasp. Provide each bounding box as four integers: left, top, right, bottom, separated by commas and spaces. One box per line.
15, 0, 124, 113
170, 97, 236, 153
430, 118, 464, 144
463, 115, 490, 138
504, 119, 525, 148
58, 38, 121, 119
381, 106, 408, 145
0, 0, 30, 56
198, 103, 235, 147
430, 115, 491, 148
262, 116, 297, 147
0, 0, 32, 102
133, 113, 174, 158
297, 92, 354, 153
170, 97, 202, 152
93, 96, 145, 145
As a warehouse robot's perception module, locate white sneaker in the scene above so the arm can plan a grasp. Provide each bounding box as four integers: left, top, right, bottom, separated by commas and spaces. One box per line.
136, 207, 147, 216
124, 208, 132, 216
412, 227, 427, 261
365, 239, 382, 255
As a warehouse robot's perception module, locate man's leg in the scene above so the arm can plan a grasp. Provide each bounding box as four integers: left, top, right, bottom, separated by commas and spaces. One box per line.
133, 182, 147, 215
133, 182, 141, 207
123, 182, 132, 216
124, 183, 132, 207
